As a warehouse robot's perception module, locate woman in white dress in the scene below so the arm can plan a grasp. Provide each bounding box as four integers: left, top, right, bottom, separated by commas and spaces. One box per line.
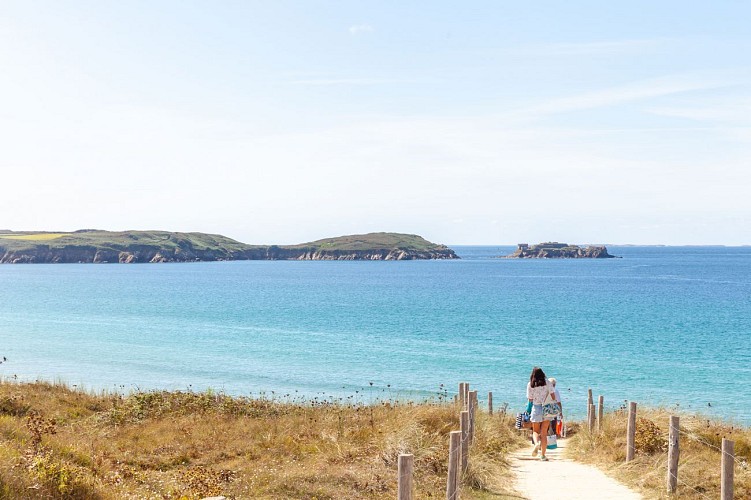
526, 366, 557, 461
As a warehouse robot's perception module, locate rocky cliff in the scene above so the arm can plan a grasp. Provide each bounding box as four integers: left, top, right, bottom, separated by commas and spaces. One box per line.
505, 242, 616, 259
246, 246, 456, 261
0, 245, 243, 264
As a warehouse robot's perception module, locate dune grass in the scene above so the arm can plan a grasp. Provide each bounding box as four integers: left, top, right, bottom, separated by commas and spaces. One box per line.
0, 381, 526, 499
567, 407, 751, 499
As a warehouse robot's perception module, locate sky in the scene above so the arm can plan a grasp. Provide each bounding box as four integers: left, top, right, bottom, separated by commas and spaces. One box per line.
1, 1, 750, 245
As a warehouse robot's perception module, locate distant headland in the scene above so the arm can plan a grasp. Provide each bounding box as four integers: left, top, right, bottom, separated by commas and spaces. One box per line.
505, 242, 617, 259
0, 230, 458, 263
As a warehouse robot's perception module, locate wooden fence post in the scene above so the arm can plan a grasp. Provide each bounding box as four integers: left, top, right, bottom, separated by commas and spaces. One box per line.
488, 391, 493, 415
446, 431, 461, 500
464, 383, 470, 408
460, 410, 469, 473
458, 383, 466, 408
667, 416, 679, 493
587, 388, 593, 424
398, 454, 413, 500
597, 395, 604, 431
626, 402, 637, 462
588, 403, 595, 432
468, 391, 477, 445
721, 438, 734, 500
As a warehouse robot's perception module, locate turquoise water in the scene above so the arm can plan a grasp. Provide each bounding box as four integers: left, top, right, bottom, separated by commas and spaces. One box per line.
1, 246, 750, 423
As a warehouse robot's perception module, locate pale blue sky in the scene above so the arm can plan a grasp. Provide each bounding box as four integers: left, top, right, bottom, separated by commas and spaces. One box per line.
1, 1, 750, 244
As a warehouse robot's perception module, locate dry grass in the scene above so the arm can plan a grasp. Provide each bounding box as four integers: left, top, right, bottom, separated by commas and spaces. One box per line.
0, 381, 526, 499
567, 407, 751, 499
0, 233, 68, 241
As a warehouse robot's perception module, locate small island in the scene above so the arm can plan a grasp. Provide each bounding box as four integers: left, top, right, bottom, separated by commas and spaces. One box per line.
505, 242, 616, 259
0, 230, 458, 263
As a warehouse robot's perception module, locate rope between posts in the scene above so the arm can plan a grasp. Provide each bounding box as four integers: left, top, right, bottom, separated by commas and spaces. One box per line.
607, 394, 749, 465
676, 427, 749, 467
668, 469, 713, 500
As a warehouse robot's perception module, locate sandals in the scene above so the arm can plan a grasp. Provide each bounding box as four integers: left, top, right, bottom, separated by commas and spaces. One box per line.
531, 444, 540, 456
539, 456, 549, 461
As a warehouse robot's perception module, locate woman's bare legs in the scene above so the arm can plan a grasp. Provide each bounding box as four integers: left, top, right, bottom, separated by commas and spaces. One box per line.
531, 422, 541, 455
540, 420, 550, 458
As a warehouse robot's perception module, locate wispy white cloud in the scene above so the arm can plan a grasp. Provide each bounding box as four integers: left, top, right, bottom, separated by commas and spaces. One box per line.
502, 39, 663, 57
348, 24, 373, 35
521, 74, 741, 117
648, 100, 751, 123
288, 78, 403, 86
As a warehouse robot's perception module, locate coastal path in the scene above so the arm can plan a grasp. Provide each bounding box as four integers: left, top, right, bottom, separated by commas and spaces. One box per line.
510, 437, 641, 499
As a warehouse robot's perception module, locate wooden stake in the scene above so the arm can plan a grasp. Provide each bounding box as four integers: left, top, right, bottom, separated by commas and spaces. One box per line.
460, 410, 469, 473
721, 438, 734, 500
446, 431, 461, 500
468, 391, 477, 445
597, 395, 604, 432
488, 391, 493, 415
588, 403, 595, 432
587, 388, 593, 423
397, 453, 414, 500
667, 416, 679, 493
626, 402, 637, 462
458, 383, 466, 408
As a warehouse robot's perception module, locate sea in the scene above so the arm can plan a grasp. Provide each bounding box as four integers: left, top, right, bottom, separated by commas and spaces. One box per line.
1, 246, 750, 424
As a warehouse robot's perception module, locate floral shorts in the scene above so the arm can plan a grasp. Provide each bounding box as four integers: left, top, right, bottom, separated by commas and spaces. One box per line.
530, 404, 554, 422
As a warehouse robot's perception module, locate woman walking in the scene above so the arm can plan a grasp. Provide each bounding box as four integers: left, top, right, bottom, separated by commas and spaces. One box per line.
526, 366, 558, 461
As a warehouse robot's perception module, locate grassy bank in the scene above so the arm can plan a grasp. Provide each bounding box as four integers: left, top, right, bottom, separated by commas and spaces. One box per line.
0, 381, 525, 499
568, 407, 751, 499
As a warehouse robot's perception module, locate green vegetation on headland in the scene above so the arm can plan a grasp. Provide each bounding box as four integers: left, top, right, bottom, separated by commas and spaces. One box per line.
0, 381, 523, 499
505, 242, 616, 258
0, 230, 458, 263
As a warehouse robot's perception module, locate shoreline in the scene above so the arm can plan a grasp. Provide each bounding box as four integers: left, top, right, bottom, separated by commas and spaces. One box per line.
2, 373, 747, 427
2, 376, 747, 428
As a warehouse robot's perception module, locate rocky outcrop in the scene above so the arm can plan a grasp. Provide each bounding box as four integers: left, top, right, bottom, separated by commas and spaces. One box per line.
505, 242, 616, 259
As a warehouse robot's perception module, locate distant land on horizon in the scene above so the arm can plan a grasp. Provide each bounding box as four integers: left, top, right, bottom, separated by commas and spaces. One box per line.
0, 230, 458, 263
458, 243, 751, 248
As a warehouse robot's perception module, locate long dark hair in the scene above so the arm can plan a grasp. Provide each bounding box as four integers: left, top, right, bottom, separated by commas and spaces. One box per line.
530, 366, 546, 388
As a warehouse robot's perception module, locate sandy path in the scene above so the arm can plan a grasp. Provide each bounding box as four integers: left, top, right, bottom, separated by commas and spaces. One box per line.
510, 437, 641, 500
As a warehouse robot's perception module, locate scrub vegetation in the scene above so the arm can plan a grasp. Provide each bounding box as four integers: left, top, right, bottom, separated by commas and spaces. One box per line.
0, 230, 253, 252
568, 407, 751, 499
293, 233, 442, 252
0, 381, 525, 499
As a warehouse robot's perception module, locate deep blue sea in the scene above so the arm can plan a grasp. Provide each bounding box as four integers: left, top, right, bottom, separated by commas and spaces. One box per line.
1, 246, 750, 423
